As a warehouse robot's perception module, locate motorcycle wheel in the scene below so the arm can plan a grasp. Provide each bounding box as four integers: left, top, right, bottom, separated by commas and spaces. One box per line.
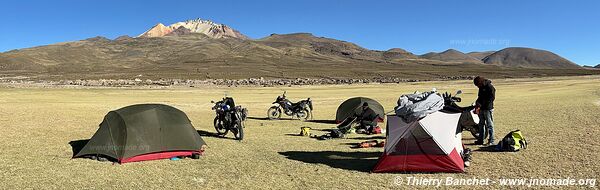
237, 111, 246, 128
267, 107, 281, 120
296, 108, 311, 121
241, 108, 248, 121
232, 120, 244, 140
214, 116, 229, 136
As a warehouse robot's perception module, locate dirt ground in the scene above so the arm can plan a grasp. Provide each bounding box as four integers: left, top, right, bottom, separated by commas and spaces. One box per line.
0, 76, 599, 189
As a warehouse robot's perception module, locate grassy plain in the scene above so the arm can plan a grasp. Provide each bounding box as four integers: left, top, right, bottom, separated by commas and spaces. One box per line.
0, 76, 599, 189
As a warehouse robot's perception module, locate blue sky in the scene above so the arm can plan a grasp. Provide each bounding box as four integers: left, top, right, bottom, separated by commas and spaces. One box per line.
1, 0, 599, 66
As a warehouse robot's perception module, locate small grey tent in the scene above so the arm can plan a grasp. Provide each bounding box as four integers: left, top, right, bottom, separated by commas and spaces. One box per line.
336, 97, 385, 123
73, 104, 206, 163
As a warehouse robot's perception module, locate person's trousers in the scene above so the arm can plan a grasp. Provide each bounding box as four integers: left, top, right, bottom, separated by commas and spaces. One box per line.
359, 120, 377, 132
478, 109, 494, 143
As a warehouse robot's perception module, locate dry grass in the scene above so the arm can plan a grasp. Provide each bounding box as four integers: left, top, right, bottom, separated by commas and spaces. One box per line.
0, 76, 599, 189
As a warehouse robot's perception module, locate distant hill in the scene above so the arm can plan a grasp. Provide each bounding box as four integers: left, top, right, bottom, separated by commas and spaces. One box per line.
0, 33, 428, 79
0, 18, 596, 80
257, 33, 381, 62
114, 35, 133, 41
420, 49, 482, 63
467, 51, 495, 60
483, 47, 581, 69
595, 64, 600, 68
383, 48, 418, 59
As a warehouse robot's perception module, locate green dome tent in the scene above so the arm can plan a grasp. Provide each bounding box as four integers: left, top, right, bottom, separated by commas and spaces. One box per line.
74, 104, 206, 163
336, 97, 385, 123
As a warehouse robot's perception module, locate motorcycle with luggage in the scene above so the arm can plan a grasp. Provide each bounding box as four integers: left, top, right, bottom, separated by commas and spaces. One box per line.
267, 91, 313, 121
212, 97, 248, 140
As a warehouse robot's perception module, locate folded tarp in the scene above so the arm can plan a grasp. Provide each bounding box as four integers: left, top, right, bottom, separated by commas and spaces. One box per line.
394, 91, 444, 122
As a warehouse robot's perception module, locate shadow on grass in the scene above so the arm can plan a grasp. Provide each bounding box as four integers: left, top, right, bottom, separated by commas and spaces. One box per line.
68, 139, 90, 157
278, 151, 381, 172
306, 119, 338, 124
464, 142, 485, 145
197, 130, 235, 140
347, 136, 386, 140
340, 142, 361, 147
341, 141, 386, 149
247, 116, 295, 121
314, 128, 336, 132
474, 145, 499, 152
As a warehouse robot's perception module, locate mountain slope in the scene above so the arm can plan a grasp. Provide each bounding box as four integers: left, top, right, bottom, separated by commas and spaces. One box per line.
467, 51, 495, 60
0, 18, 595, 80
138, 18, 248, 39
139, 23, 172, 37
0, 33, 399, 78
257, 33, 388, 62
482, 47, 580, 69
0, 33, 515, 80
383, 48, 418, 59
420, 49, 482, 63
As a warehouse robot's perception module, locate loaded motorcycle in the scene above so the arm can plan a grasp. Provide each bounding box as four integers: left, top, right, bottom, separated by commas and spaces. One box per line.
441, 90, 484, 139
212, 97, 248, 140
267, 91, 313, 121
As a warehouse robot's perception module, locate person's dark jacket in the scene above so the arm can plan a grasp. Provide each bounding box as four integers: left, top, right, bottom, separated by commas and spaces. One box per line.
476, 79, 496, 110
358, 107, 378, 125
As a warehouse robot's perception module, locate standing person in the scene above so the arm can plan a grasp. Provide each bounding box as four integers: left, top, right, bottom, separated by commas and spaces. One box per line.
474, 76, 496, 146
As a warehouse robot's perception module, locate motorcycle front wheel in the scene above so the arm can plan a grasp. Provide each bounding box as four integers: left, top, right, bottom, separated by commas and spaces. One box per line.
214, 116, 229, 136
267, 106, 282, 120
232, 120, 244, 140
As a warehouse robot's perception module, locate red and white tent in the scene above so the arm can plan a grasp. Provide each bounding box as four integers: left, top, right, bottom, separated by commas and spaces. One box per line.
373, 112, 465, 173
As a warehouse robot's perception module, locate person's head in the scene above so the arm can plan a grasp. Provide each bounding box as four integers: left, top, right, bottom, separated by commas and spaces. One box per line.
362, 102, 369, 110
473, 76, 486, 87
